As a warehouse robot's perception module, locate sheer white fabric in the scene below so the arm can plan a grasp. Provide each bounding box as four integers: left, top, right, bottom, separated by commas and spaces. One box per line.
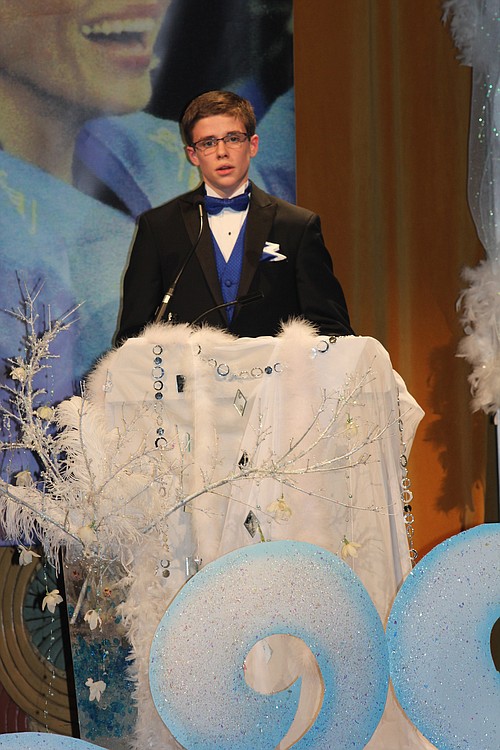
89, 322, 431, 749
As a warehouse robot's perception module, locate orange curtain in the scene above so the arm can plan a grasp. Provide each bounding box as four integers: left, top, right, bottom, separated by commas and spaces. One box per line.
294, 0, 487, 557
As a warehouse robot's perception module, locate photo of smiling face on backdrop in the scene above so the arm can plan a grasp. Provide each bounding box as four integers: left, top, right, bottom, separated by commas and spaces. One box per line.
0, 1, 170, 181
0, 0, 295, 489
0, 0, 169, 112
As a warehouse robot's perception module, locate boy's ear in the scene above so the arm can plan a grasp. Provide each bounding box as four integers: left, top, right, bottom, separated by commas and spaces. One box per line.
249, 134, 259, 158
185, 146, 200, 167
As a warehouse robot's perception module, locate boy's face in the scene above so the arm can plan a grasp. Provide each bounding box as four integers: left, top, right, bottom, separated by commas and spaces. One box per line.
186, 114, 259, 197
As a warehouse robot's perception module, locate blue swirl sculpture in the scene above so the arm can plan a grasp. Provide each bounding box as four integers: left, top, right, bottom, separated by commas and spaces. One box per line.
0, 733, 100, 749
149, 540, 389, 750
388, 523, 500, 750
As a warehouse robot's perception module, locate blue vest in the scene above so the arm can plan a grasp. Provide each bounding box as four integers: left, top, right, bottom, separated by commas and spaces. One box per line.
212, 219, 247, 323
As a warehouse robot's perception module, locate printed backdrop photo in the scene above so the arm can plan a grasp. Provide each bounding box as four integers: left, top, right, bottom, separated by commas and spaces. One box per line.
0, 0, 295, 482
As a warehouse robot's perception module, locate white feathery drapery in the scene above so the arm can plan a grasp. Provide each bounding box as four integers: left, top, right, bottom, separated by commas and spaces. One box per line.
85, 322, 428, 750
0, 317, 428, 749
443, 0, 500, 516
444, 0, 500, 410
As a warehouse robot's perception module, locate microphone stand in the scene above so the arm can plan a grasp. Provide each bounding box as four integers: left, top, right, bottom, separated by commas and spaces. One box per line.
190, 292, 264, 327
154, 201, 204, 324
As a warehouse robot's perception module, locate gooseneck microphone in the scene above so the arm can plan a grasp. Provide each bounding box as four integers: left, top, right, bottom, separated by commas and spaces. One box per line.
190, 291, 264, 327
154, 199, 204, 324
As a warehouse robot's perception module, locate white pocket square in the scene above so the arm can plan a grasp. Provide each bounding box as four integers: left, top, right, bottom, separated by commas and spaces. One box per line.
261, 242, 286, 262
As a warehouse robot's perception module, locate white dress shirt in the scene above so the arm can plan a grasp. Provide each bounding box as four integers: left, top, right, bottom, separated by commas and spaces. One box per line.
205, 182, 250, 261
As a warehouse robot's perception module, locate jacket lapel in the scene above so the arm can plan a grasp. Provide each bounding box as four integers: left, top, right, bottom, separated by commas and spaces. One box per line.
179, 189, 225, 309
237, 183, 277, 300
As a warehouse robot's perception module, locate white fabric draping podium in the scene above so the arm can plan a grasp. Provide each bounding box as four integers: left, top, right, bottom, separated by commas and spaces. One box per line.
87, 321, 432, 750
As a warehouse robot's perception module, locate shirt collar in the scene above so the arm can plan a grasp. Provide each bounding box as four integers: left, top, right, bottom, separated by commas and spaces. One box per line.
205, 180, 250, 200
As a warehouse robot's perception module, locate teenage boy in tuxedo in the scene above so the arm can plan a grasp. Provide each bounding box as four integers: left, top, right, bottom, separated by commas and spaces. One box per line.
116, 90, 353, 341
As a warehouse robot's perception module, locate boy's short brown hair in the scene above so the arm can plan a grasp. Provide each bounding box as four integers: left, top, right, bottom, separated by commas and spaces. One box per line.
181, 90, 257, 145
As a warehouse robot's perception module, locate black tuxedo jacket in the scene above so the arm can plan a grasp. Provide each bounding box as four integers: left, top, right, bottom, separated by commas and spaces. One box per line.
116, 182, 353, 342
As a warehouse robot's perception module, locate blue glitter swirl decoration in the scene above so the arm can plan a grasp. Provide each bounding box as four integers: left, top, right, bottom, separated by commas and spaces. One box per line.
388, 523, 500, 750
0, 733, 100, 749
149, 540, 389, 750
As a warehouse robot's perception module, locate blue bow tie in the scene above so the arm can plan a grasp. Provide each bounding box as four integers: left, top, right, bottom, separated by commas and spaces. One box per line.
204, 191, 250, 216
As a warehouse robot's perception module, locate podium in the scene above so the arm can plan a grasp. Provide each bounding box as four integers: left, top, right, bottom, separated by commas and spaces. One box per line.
60, 321, 429, 749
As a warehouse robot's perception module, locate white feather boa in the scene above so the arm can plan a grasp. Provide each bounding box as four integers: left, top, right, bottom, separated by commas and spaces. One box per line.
442, 0, 480, 66
457, 257, 500, 413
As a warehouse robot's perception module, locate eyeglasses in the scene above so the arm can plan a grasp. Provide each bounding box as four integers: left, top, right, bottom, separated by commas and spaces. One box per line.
192, 132, 250, 154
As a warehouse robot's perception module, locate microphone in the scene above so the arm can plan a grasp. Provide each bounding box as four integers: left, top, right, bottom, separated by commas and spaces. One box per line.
190, 291, 264, 327
154, 199, 204, 324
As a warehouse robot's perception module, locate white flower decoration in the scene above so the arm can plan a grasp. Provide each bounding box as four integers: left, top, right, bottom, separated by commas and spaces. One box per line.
42, 589, 64, 613
341, 536, 362, 560
77, 524, 98, 545
84, 609, 102, 631
36, 405, 55, 421
15, 470, 33, 487
266, 496, 292, 522
17, 545, 41, 566
10, 365, 27, 383
346, 414, 359, 440
85, 678, 106, 702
